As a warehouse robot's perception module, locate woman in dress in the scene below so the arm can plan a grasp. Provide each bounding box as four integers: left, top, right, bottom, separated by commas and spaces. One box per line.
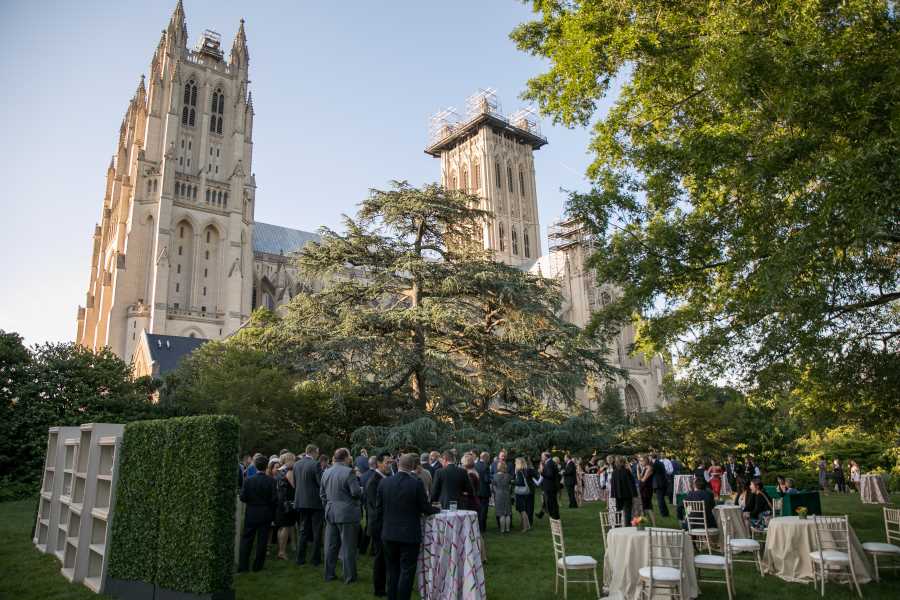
575, 458, 585, 507
817, 458, 827, 490
514, 456, 537, 532
460, 453, 481, 512
491, 462, 513, 532
707, 460, 724, 498
744, 478, 773, 530
275, 452, 297, 560
638, 455, 653, 514
849, 460, 861, 492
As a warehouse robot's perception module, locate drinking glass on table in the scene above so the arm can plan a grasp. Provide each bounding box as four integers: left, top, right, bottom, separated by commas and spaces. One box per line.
449, 501, 458, 511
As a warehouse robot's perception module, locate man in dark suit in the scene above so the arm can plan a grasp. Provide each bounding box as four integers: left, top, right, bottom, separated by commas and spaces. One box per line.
425, 451, 442, 477
474, 452, 492, 532
293, 444, 324, 566
563, 454, 578, 509
238, 455, 277, 572
650, 452, 670, 517
366, 453, 393, 597
376, 453, 440, 600
537, 451, 560, 519
725, 454, 742, 491
430, 450, 474, 509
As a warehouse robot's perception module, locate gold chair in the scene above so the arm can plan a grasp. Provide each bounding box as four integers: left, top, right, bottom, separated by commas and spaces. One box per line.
684, 499, 719, 554
695, 518, 733, 600
550, 518, 601, 600
862, 507, 900, 582
810, 515, 862, 598
599, 509, 625, 551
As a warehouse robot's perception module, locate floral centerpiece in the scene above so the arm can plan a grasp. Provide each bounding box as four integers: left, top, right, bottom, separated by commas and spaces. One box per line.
632, 516, 650, 531
796, 506, 808, 520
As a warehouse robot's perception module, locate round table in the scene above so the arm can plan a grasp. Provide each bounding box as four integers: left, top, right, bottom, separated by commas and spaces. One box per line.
583, 473, 603, 502
859, 474, 889, 504
762, 516, 873, 584
714, 504, 748, 539
673, 474, 694, 503
417, 510, 486, 600
603, 527, 699, 600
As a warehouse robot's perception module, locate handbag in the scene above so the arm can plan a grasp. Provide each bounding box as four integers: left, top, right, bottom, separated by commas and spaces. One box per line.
514, 472, 530, 495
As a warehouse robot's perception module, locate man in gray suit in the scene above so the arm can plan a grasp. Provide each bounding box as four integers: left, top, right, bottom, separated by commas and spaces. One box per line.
293, 444, 324, 566
320, 447, 363, 583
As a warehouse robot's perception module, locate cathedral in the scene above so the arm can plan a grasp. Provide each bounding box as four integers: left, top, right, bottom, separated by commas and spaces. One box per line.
76, 3, 668, 413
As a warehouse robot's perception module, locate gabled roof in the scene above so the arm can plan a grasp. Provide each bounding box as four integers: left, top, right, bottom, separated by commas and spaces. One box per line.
253, 222, 320, 255
145, 333, 208, 376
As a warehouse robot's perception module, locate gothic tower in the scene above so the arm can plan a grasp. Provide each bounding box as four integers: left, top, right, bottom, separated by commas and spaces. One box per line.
425, 89, 546, 268
76, 2, 256, 362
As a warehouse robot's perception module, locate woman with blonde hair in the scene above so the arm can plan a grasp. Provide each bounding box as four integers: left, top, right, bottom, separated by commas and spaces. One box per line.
275, 452, 297, 559
491, 461, 513, 532
513, 456, 537, 532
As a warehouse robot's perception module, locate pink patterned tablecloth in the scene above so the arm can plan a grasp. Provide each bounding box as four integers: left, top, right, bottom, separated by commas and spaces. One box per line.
417, 510, 486, 600
583, 474, 604, 502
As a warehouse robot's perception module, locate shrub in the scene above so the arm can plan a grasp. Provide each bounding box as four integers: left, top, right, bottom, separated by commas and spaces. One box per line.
107, 415, 239, 596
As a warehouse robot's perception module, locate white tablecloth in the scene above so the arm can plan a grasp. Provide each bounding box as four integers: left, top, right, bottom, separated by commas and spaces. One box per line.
603, 527, 699, 600
859, 474, 889, 504
762, 516, 872, 584
673, 475, 694, 503
714, 504, 748, 539
418, 510, 486, 600
583, 474, 603, 502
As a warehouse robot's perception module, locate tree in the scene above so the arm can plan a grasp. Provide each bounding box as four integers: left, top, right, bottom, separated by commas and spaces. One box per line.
512, 1, 900, 426
278, 181, 613, 417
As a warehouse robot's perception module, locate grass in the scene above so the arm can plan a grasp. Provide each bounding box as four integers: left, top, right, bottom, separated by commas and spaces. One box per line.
2, 493, 898, 599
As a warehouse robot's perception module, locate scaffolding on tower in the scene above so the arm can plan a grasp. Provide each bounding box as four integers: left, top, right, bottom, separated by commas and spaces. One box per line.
428, 107, 461, 145
510, 106, 542, 137
464, 88, 503, 122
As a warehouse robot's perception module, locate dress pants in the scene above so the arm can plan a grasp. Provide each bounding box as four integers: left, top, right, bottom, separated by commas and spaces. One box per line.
383, 540, 419, 600
238, 517, 270, 572
543, 489, 560, 519
477, 496, 490, 532
654, 488, 670, 517
324, 520, 359, 582
296, 508, 324, 565
566, 483, 577, 508
371, 531, 386, 596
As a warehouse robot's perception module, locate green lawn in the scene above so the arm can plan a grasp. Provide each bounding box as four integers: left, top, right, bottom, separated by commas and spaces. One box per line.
2, 493, 898, 600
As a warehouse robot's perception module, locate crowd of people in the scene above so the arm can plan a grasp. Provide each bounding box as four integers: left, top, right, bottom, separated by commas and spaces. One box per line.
235, 445, 861, 599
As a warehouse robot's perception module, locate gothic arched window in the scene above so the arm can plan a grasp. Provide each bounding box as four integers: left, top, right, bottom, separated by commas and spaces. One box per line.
461, 166, 468, 192
624, 385, 641, 416
210, 88, 224, 134
495, 161, 502, 188
511, 225, 519, 255
524, 229, 530, 258
473, 161, 481, 189
182, 80, 197, 127
449, 171, 457, 191
519, 170, 526, 197
507, 165, 514, 193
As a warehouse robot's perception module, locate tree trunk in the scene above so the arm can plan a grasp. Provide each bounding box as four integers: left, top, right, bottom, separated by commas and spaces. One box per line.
410, 219, 427, 411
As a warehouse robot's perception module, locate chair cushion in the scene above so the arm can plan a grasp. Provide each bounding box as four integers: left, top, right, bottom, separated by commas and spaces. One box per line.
809, 550, 850, 563
694, 554, 727, 568
558, 555, 597, 568
729, 538, 760, 551
689, 528, 719, 535
862, 542, 900, 555
639, 566, 682, 582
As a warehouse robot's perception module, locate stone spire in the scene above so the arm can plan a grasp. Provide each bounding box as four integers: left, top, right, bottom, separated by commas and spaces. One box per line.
230, 18, 249, 68
167, 0, 188, 48
135, 75, 146, 102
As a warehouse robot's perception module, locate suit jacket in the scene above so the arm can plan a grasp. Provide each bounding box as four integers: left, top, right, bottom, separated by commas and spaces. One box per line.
474, 460, 492, 497
563, 460, 577, 486
365, 470, 387, 536
376, 471, 439, 544
430, 463, 474, 509
293, 455, 323, 510
540, 459, 560, 493
240, 472, 277, 524
610, 466, 636, 500
320, 462, 362, 524
426, 461, 442, 477
679, 489, 717, 527
651, 460, 668, 490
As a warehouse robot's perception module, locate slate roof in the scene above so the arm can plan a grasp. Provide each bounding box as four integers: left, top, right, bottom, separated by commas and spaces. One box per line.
145, 333, 208, 376
253, 222, 320, 255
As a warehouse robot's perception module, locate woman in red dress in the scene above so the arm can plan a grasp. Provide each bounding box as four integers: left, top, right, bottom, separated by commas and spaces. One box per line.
708, 460, 724, 498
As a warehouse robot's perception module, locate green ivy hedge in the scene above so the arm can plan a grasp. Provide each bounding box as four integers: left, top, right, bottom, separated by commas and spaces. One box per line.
107, 415, 239, 595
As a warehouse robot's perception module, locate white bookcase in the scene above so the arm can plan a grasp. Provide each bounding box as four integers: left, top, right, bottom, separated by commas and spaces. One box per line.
34, 423, 124, 594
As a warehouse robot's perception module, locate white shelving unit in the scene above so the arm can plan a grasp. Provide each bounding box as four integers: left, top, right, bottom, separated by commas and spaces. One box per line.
33, 423, 124, 595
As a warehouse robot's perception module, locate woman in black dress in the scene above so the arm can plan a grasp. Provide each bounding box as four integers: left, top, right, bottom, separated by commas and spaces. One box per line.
513, 456, 537, 531
275, 452, 297, 559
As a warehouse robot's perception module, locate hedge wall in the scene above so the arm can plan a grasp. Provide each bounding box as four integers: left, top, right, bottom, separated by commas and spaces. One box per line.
107, 415, 240, 596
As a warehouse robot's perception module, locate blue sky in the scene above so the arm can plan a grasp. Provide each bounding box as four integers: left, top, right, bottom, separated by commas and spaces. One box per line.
1, 1, 614, 346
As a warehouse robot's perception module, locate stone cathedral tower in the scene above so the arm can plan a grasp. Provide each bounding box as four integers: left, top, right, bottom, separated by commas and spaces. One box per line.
425, 89, 546, 268
76, 1, 256, 363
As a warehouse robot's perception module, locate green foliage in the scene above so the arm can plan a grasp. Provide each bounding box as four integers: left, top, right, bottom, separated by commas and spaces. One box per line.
108, 415, 239, 595
797, 425, 897, 473
277, 181, 614, 417
512, 1, 900, 430
0, 333, 170, 500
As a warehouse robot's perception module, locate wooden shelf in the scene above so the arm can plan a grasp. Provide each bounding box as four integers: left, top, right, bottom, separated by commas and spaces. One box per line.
69, 504, 83, 515
91, 507, 109, 521
89, 543, 106, 556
